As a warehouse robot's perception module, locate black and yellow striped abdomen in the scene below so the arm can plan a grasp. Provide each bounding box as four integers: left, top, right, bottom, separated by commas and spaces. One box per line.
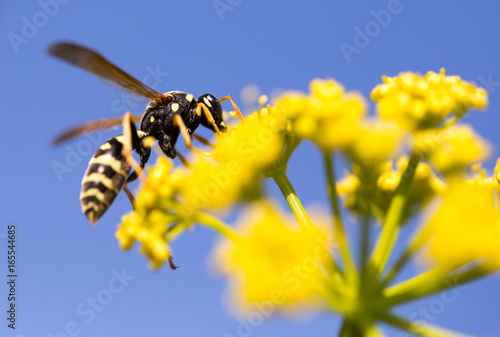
80, 135, 131, 224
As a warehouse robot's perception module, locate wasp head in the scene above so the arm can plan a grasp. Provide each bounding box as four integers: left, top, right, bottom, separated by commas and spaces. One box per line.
197, 94, 227, 133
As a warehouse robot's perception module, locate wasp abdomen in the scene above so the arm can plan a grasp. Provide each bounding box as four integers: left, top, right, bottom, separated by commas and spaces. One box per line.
80, 135, 131, 224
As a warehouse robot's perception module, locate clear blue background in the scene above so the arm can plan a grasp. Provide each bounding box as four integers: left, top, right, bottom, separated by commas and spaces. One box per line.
1, 1, 500, 336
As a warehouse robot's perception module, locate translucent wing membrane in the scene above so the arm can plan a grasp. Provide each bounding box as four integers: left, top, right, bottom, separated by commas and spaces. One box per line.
49, 42, 164, 101
52, 114, 143, 145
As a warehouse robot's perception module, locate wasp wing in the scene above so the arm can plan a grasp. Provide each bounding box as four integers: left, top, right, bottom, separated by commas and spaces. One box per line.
52, 114, 143, 145
49, 42, 164, 101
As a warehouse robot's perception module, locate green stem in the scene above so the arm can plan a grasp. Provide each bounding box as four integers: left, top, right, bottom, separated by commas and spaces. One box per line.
379, 244, 418, 288
365, 324, 387, 337
272, 169, 346, 288
384, 266, 450, 303
369, 151, 421, 278
338, 319, 364, 337
323, 150, 357, 282
360, 215, 371, 273
195, 212, 240, 242
282, 133, 302, 165
165, 221, 188, 242
378, 312, 473, 337
385, 263, 495, 305
338, 320, 351, 337
379, 213, 431, 288
272, 171, 312, 230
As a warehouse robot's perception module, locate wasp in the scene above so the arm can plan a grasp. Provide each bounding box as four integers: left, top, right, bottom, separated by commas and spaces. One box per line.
50, 42, 241, 225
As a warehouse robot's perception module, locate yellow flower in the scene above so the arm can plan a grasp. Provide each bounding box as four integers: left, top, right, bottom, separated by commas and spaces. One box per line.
179, 106, 287, 209
343, 119, 406, 165
371, 69, 488, 131
214, 201, 333, 313
337, 157, 445, 221
423, 182, 500, 269
116, 157, 185, 270
426, 125, 491, 175
494, 158, 500, 184
336, 169, 361, 211
378, 157, 446, 217
276, 78, 367, 149
465, 164, 500, 193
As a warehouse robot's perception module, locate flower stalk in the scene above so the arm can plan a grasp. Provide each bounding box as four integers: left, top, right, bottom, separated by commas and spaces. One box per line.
323, 149, 357, 283
272, 171, 313, 230
369, 150, 421, 278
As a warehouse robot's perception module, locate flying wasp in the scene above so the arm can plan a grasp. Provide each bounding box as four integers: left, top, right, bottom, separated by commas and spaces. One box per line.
50, 42, 242, 226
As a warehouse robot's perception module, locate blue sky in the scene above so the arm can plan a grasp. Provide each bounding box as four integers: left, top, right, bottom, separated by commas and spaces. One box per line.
1, 1, 500, 336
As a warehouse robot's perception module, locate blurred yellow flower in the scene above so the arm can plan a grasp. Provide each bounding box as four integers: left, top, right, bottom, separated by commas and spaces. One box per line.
214, 201, 333, 312
343, 119, 406, 165
426, 125, 491, 175
371, 69, 488, 131
423, 182, 500, 269
337, 156, 445, 221
116, 157, 182, 269
494, 158, 500, 184
466, 171, 499, 191
180, 106, 287, 209
277, 78, 367, 149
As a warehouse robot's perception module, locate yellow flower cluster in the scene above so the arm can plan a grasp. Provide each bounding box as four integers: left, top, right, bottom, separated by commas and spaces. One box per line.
109, 71, 500, 336
116, 157, 182, 269
371, 69, 488, 131
276, 78, 367, 149
423, 182, 500, 269
116, 73, 493, 288
337, 157, 445, 221
180, 106, 287, 209
465, 165, 498, 189
214, 201, 332, 312
425, 125, 491, 175
343, 119, 405, 165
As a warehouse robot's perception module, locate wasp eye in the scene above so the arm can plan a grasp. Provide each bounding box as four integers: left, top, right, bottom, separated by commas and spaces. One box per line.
198, 94, 225, 132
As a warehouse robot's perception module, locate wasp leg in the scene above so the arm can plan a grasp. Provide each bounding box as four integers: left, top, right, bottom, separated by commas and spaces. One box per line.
121, 112, 152, 210
220, 95, 245, 124
122, 161, 148, 210
122, 112, 148, 182
168, 256, 179, 270
155, 141, 190, 169
192, 134, 215, 148
195, 103, 222, 134
122, 112, 139, 164
173, 114, 212, 156
123, 182, 137, 209
176, 152, 191, 169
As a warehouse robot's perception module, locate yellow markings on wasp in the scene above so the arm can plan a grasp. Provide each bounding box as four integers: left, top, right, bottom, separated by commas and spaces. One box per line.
143, 135, 156, 148
185, 93, 194, 102
100, 142, 112, 150
203, 97, 213, 108
91, 154, 129, 178
84, 173, 120, 194
171, 103, 180, 112
80, 189, 111, 206
150, 116, 155, 123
